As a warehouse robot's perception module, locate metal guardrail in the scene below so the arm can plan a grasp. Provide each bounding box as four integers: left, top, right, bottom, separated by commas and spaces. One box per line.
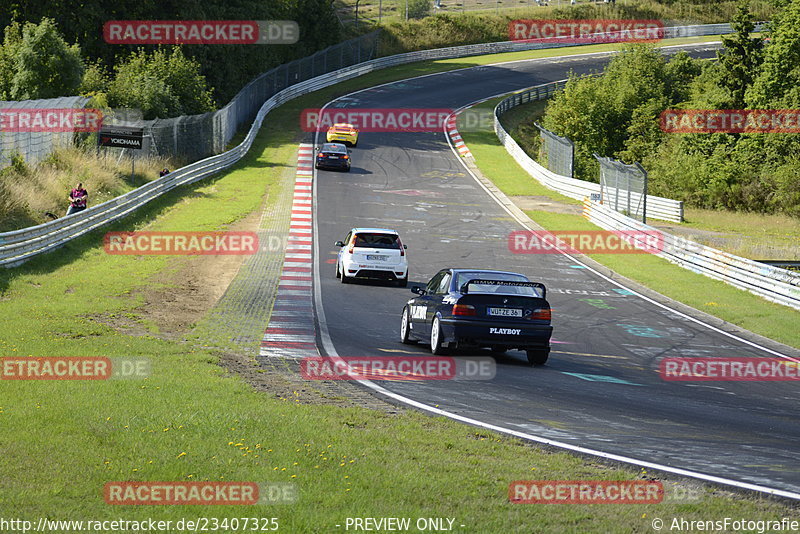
0, 23, 740, 267
583, 199, 800, 311
494, 81, 685, 223
758, 260, 800, 271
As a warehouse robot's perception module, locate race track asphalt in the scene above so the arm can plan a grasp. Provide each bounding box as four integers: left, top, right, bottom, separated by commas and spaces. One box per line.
311, 44, 800, 495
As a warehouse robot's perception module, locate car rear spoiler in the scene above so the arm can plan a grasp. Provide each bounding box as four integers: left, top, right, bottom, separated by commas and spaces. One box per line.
460, 279, 546, 299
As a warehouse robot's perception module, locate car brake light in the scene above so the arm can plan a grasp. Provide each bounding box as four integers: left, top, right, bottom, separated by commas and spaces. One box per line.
452, 304, 476, 316
398, 239, 404, 256
343, 155, 349, 159
530, 308, 551, 321
348, 236, 356, 254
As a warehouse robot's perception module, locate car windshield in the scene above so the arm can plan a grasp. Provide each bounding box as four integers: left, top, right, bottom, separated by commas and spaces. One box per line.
322, 144, 347, 153
353, 233, 400, 249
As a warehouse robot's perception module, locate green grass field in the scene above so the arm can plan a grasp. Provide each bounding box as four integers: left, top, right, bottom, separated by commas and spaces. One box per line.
1, 36, 797, 530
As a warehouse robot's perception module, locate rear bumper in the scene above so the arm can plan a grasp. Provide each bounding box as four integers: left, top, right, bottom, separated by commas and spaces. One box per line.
326, 135, 356, 145
439, 318, 552, 350
343, 262, 408, 281
315, 159, 350, 169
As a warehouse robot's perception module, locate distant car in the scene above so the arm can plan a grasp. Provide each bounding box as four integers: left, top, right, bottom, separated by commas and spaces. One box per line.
400, 268, 552, 365
326, 123, 359, 146
315, 143, 351, 171
335, 228, 409, 286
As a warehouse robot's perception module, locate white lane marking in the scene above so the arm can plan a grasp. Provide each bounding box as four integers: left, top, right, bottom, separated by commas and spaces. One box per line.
311, 45, 800, 500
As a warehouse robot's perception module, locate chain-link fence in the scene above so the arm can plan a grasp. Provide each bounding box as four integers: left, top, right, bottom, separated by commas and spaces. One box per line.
595, 154, 648, 223
0, 32, 381, 169
535, 121, 573, 177
0, 96, 90, 168
133, 30, 381, 162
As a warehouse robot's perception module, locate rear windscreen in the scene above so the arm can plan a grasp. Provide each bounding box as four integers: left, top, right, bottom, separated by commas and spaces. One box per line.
353, 233, 400, 249
322, 144, 347, 153
455, 272, 528, 288
464, 281, 542, 298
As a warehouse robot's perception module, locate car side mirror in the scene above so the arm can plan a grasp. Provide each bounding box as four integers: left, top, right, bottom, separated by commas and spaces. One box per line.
403, 244, 408, 249
411, 286, 426, 295
334, 241, 344, 247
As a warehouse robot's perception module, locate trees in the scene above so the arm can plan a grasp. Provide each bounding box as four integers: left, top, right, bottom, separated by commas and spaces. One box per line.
717, 0, 763, 109
540, 44, 702, 181
408, 0, 433, 20
746, 0, 800, 108
1, 18, 83, 100
0, 21, 22, 99
107, 49, 215, 119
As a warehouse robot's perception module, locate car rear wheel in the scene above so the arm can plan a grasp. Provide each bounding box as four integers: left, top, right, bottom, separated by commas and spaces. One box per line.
396, 276, 408, 288
526, 349, 549, 366
400, 307, 415, 344
335, 262, 341, 279
340, 265, 351, 284
430, 317, 447, 355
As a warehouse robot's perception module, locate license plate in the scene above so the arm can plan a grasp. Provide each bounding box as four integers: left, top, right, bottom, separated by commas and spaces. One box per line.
366, 255, 387, 261
328, 155, 338, 159
488, 307, 522, 317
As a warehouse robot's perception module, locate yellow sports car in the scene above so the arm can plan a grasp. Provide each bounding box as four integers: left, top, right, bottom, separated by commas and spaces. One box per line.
326, 123, 359, 147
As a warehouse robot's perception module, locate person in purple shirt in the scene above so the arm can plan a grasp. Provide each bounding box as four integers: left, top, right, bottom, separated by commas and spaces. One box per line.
66, 182, 88, 216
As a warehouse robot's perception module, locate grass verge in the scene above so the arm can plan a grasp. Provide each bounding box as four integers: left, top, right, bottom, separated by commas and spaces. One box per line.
460, 97, 800, 349
0, 36, 795, 529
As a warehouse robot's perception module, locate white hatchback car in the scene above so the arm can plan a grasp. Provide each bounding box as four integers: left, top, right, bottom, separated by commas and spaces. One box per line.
335, 228, 409, 287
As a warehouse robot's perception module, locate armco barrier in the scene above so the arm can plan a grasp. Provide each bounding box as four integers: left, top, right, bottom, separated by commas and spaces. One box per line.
494, 81, 684, 222
0, 23, 740, 267
582, 198, 800, 311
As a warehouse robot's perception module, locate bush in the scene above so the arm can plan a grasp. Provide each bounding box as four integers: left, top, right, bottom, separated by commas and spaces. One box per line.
79, 60, 108, 96
107, 48, 214, 119
408, 0, 432, 20
8, 18, 83, 100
